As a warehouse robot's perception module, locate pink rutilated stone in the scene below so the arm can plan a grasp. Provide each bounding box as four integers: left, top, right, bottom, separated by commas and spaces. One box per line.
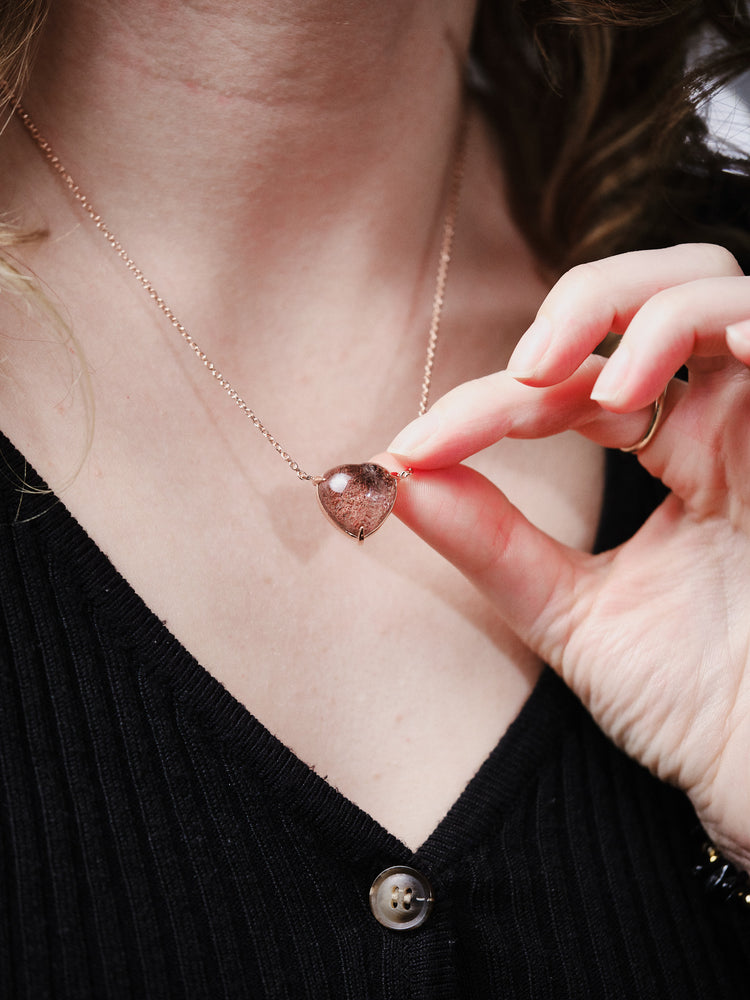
316, 463, 399, 540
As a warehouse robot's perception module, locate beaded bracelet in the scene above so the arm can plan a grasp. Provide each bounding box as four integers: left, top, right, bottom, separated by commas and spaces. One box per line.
693, 840, 750, 907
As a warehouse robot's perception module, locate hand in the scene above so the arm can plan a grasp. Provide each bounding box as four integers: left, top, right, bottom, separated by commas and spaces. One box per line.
387, 244, 750, 870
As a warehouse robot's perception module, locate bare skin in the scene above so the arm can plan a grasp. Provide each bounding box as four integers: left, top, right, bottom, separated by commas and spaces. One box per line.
0, 0, 604, 850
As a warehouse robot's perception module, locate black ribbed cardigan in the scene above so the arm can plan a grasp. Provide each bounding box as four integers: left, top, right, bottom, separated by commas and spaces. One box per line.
0, 433, 749, 999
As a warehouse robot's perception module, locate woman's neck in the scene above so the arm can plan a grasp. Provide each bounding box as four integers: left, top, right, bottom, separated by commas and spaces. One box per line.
21, 0, 474, 282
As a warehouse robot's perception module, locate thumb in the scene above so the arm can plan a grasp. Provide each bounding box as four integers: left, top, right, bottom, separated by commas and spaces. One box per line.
375, 453, 592, 668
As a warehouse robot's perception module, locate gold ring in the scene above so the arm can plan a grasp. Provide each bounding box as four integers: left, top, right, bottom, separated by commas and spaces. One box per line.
620, 387, 668, 454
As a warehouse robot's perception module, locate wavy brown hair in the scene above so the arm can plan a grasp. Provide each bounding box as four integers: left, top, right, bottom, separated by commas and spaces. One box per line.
472, 0, 750, 271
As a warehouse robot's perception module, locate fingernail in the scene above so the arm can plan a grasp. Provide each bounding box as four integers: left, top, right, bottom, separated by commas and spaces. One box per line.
506, 315, 553, 379
726, 319, 750, 347
590, 344, 631, 403
388, 410, 440, 457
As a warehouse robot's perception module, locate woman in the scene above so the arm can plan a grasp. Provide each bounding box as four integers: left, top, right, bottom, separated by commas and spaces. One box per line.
0, 0, 749, 996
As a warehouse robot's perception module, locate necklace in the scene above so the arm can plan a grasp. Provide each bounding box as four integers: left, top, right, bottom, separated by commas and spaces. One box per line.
14, 101, 465, 542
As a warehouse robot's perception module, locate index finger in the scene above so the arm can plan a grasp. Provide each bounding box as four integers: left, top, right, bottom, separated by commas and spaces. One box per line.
506, 244, 743, 386
387, 356, 676, 469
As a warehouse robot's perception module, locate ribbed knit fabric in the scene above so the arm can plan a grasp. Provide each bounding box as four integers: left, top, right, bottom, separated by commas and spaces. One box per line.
1, 435, 749, 999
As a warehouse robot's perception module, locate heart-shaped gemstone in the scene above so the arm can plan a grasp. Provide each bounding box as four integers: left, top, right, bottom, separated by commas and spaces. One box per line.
316, 463, 399, 540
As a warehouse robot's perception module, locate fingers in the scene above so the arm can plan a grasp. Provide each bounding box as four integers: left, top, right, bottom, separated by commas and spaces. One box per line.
590, 275, 750, 412
388, 241, 749, 512
506, 244, 746, 397
389, 360, 602, 467
388, 355, 687, 469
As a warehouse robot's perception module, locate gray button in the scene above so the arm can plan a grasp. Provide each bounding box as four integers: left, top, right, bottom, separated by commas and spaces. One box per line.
369, 866, 434, 931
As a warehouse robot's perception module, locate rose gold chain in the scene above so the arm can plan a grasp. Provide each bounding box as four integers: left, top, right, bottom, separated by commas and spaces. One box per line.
419, 128, 465, 417
13, 100, 465, 481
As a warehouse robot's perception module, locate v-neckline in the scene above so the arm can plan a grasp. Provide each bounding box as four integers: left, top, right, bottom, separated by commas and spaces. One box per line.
0, 431, 646, 873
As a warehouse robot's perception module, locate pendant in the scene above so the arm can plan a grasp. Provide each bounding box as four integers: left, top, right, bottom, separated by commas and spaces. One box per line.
315, 463, 407, 541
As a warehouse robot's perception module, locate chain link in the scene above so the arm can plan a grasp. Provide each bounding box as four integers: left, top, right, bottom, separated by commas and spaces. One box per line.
14, 100, 465, 479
